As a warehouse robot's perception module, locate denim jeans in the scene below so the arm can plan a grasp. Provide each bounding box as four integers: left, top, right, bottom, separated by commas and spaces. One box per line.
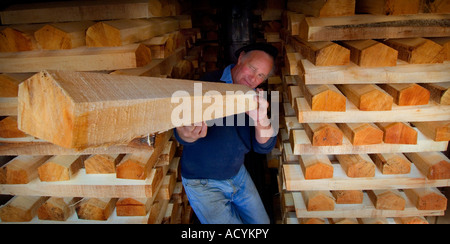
181, 165, 270, 224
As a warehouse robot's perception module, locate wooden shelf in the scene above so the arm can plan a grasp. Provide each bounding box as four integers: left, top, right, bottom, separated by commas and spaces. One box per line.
296, 98, 450, 123
292, 191, 444, 219
289, 128, 449, 155
283, 164, 450, 191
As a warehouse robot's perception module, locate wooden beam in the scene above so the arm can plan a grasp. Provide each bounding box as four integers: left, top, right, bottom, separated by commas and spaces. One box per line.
0, 196, 48, 222
356, 0, 423, 15
412, 121, 450, 142
382, 38, 444, 64
369, 153, 411, 174
84, 154, 125, 174
290, 36, 350, 66
75, 198, 118, 221
116, 198, 152, 216
0, 25, 41, 52
34, 21, 94, 50
37, 155, 87, 182
376, 122, 418, 144
37, 197, 81, 221
403, 188, 447, 211
299, 14, 450, 42
0, 117, 27, 138
368, 189, 406, 210
287, 0, 355, 17
428, 37, 450, 60
378, 83, 430, 106
299, 154, 334, 180
337, 123, 384, 146
339, 40, 398, 67
395, 216, 429, 224
336, 84, 393, 111
0, 155, 51, 184
18, 70, 257, 150
405, 152, 450, 180
422, 0, 450, 13
420, 82, 450, 105
336, 154, 376, 178
0, 44, 152, 73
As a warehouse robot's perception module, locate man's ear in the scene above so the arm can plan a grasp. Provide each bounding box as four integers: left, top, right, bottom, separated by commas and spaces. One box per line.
237, 51, 246, 64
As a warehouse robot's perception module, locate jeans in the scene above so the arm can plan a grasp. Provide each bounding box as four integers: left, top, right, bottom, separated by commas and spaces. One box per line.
181, 165, 270, 224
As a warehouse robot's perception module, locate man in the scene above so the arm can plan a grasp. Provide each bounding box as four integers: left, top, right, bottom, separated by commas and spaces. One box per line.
174, 43, 278, 224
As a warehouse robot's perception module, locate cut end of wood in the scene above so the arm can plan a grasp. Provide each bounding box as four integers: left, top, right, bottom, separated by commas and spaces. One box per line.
0, 27, 34, 52
38, 162, 69, 182
351, 123, 384, 145
304, 162, 334, 180
397, 84, 430, 106
34, 24, 72, 50
359, 42, 398, 67
429, 160, 450, 180
86, 22, 121, 47
417, 192, 448, 210
116, 160, 146, 180
359, 89, 393, 111
312, 124, 344, 146
380, 122, 418, 144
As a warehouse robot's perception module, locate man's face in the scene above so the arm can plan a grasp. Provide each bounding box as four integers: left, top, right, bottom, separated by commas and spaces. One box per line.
232, 50, 274, 89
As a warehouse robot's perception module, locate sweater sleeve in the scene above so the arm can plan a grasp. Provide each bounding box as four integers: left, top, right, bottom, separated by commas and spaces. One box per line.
252, 129, 277, 154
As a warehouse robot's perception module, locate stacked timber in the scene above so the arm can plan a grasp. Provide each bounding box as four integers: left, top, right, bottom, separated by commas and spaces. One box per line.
0, 0, 202, 224
278, 0, 450, 224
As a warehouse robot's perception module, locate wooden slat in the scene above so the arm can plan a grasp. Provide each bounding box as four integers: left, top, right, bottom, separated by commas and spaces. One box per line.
283, 164, 450, 191
299, 14, 450, 42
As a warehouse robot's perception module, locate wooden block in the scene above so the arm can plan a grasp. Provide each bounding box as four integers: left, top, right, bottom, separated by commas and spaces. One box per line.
287, 0, 356, 17
38, 155, 86, 182
338, 123, 384, 146
368, 189, 406, 210
405, 152, 450, 180
0, 25, 40, 52
75, 198, 117, 221
339, 40, 398, 67
0, 44, 152, 73
86, 19, 168, 47
18, 70, 257, 150
84, 154, 124, 174
336, 154, 376, 178
332, 190, 364, 204
0, 196, 48, 222
302, 191, 335, 211
285, 52, 302, 75
116, 198, 152, 216
369, 153, 411, 174
395, 216, 429, 224
303, 84, 347, 112
378, 83, 430, 106
291, 36, 350, 66
382, 38, 444, 64
156, 173, 177, 200
337, 84, 393, 111
420, 82, 450, 105
299, 14, 450, 42
34, 21, 94, 50
299, 154, 334, 180
412, 121, 450, 142
304, 123, 344, 146
356, 0, 423, 15
376, 122, 418, 144
0, 116, 27, 138
1, 155, 50, 184
0, 74, 21, 97
37, 197, 81, 221
404, 188, 447, 210
428, 37, 450, 60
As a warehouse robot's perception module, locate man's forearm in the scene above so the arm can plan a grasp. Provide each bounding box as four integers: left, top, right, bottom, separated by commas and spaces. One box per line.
255, 116, 274, 144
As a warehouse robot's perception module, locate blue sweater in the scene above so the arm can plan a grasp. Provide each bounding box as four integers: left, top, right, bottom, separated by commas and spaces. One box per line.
174, 68, 277, 180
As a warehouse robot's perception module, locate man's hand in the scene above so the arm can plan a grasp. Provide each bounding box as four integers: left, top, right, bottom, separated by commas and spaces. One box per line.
246, 89, 274, 144
176, 122, 208, 143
